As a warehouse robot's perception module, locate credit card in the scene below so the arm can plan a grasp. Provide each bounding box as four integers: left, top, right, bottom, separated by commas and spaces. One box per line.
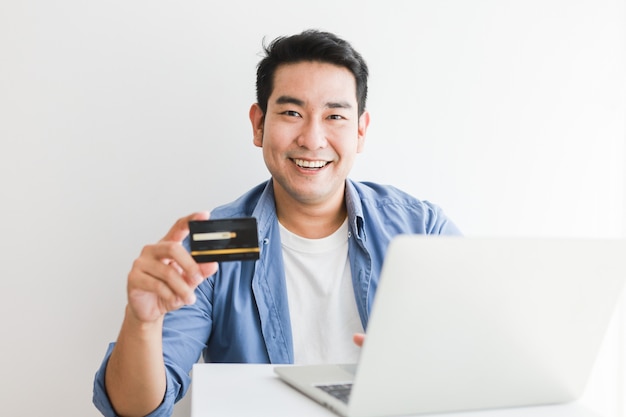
189, 217, 260, 262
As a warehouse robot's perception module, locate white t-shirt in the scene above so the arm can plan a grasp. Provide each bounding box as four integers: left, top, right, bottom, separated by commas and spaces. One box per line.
279, 218, 364, 365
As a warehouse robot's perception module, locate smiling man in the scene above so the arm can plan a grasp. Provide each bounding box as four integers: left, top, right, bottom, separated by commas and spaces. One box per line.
93, 30, 461, 417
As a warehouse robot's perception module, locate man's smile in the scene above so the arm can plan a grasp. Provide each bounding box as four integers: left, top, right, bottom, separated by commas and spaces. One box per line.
291, 158, 330, 170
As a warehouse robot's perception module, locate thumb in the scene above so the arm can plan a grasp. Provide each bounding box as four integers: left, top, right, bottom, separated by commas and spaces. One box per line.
198, 262, 219, 279
161, 211, 210, 243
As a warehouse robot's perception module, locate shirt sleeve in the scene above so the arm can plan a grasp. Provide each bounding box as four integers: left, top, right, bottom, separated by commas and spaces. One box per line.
423, 201, 463, 236
92, 343, 180, 417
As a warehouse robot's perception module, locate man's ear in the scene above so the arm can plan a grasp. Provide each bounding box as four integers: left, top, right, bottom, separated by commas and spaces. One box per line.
356, 110, 370, 153
249, 103, 264, 147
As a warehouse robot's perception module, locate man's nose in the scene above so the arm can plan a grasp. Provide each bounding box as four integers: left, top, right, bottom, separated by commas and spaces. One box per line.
296, 119, 327, 150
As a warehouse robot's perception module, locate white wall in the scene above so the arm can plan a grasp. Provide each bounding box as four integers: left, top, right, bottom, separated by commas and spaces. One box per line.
0, 1, 623, 416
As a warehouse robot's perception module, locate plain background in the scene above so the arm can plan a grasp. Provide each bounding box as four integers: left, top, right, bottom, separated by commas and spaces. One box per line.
0, 1, 624, 416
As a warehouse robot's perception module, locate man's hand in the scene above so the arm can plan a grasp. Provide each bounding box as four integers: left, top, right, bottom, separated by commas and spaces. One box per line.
106, 212, 218, 417
126, 212, 219, 323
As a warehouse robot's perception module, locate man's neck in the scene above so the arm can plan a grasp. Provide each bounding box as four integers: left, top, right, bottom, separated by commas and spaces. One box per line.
274, 184, 347, 239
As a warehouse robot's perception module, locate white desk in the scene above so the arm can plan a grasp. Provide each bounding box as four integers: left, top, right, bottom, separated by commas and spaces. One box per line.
190, 364, 601, 417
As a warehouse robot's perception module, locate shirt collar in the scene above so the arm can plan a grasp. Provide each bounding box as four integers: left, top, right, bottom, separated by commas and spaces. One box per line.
345, 179, 366, 241
252, 180, 278, 239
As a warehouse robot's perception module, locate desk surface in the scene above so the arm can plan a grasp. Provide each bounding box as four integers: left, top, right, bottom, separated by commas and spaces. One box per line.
190, 364, 600, 417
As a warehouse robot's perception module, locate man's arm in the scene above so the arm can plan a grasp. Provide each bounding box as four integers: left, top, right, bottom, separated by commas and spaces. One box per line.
104, 212, 217, 417
105, 311, 166, 416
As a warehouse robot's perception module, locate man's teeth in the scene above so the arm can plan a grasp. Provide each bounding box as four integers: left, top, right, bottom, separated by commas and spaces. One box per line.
294, 159, 328, 168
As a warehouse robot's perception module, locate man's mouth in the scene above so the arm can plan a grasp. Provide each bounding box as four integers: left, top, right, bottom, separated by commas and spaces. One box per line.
292, 158, 329, 170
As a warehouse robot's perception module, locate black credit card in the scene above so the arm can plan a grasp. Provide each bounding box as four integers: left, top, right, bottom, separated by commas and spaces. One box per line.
189, 217, 260, 262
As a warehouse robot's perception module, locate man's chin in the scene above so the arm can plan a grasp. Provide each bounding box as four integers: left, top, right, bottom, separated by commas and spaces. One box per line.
273, 176, 345, 204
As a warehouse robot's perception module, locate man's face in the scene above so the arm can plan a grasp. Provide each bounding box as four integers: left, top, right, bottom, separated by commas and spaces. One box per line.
250, 61, 370, 208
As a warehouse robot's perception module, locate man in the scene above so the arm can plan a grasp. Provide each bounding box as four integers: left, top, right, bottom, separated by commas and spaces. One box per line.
93, 29, 461, 417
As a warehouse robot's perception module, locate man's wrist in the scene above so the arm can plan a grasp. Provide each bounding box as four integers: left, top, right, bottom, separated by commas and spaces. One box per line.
123, 305, 165, 336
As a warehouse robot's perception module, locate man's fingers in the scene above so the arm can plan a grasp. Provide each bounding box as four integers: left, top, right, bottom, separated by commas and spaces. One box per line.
153, 260, 198, 304
161, 212, 210, 243
146, 241, 205, 286
131, 255, 195, 307
159, 213, 219, 281
353, 333, 366, 347
134, 244, 200, 297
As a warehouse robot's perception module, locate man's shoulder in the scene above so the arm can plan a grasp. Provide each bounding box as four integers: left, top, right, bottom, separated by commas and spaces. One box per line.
348, 179, 428, 206
347, 179, 461, 235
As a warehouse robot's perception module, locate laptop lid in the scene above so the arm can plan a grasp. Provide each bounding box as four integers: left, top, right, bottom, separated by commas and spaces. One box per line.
275, 236, 626, 417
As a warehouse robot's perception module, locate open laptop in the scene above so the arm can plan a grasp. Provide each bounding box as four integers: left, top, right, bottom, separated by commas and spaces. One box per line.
274, 236, 626, 417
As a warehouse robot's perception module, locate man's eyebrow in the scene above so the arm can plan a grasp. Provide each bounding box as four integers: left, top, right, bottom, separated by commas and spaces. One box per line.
274, 96, 353, 110
326, 101, 352, 109
275, 96, 305, 106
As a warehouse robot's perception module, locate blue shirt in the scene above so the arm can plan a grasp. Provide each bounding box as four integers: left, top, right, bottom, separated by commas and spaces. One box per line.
93, 179, 461, 417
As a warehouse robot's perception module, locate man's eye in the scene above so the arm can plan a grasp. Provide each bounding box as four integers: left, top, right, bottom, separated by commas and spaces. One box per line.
283, 110, 301, 117
328, 114, 346, 120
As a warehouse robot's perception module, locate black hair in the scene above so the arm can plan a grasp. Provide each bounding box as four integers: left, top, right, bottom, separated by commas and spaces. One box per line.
255, 30, 369, 116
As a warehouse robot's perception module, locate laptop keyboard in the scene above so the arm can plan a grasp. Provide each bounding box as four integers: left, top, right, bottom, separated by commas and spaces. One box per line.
316, 383, 353, 404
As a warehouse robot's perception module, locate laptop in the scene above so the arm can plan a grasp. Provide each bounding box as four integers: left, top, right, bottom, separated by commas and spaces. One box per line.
274, 236, 626, 417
